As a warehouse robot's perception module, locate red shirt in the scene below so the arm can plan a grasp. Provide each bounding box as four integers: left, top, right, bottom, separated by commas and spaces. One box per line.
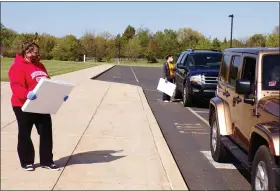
8, 54, 50, 107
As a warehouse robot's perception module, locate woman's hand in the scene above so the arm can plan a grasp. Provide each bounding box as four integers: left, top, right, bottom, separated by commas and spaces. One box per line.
27, 91, 37, 100
63, 96, 69, 101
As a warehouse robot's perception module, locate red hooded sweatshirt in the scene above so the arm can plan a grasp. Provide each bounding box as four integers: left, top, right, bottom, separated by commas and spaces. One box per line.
8, 54, 50, 107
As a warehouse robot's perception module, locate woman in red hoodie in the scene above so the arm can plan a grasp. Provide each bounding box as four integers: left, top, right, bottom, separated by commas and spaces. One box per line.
8, 42, 65, 171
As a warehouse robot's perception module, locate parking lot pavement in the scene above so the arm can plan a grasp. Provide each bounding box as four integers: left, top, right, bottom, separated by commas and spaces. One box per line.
1, 64, 187, 190
96, 65, 251, 190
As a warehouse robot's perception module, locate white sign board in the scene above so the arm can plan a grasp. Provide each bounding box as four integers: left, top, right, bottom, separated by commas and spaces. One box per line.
22, 78, 75, 114
157, 78, 176, 97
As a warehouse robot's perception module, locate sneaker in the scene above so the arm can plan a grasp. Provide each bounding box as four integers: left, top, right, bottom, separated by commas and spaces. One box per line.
41, 164, 60, 171
164, 100, 169, 102
22, 164, 34, 171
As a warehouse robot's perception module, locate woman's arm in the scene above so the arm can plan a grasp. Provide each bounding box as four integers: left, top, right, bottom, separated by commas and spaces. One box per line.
8, 64, 28, 100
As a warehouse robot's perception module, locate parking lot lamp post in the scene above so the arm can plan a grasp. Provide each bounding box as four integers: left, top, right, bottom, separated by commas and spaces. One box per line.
229, 14, 234, 48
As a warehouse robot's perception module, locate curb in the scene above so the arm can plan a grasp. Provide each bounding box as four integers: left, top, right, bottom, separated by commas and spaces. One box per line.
90, 64, 116, 80
137, 87, 188, 190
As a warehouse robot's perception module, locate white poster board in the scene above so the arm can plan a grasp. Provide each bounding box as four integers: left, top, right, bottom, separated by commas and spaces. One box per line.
22, 78, 75, 114
157, 78, 176, 97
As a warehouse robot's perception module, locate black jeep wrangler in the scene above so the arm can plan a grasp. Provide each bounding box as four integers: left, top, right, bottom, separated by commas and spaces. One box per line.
174, 49, 223, 106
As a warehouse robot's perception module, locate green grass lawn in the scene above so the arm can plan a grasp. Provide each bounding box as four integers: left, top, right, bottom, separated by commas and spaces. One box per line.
1, 57, 162, 82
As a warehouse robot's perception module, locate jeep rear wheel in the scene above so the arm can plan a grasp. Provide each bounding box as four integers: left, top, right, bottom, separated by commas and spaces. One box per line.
183, 85, 192, 107
210, 111, 228, 162
251, 145, 276, 191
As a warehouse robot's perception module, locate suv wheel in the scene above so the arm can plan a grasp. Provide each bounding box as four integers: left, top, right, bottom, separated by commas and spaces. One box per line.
183, 85, 192, 107
210, 111, 228, 162
251, 145, 276, 191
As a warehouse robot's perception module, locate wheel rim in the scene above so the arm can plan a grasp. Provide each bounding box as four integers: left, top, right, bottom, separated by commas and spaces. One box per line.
211, 122, 217, 152
255, 161, 268, 190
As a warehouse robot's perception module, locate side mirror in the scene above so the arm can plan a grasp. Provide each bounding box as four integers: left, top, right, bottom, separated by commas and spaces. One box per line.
236, 79, 251, 95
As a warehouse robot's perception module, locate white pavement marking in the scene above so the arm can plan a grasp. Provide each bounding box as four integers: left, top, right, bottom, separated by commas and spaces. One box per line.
186, 107, 210, 127
185, 132, 209, 135
130, 66, 139, 83
174, 123, 200, 126
177, 126, 204, 129
200, 151, 237, 169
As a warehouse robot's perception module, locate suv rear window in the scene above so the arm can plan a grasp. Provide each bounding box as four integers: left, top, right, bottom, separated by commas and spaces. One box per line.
191, 53, 223, 69
262, 54, 280, 91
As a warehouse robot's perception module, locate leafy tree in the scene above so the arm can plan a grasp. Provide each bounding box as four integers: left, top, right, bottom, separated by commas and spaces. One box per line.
95, 35, 107, 61
136, 27, 151, 56
80, 31, 96, 57
177, 28, 205, 50
0, 23, 17, 56
1, 23, 279, 62
122, 25, 136, 41
37, 33, 56, 59
211, 38, 221, 50
195, 37, 212, 49
246, 34, 266, 47
266, 26, 279, 47
154, 29, 179, 59
145, 39, 158, 63
123, 37, 142, 60
51, 35, 80, 61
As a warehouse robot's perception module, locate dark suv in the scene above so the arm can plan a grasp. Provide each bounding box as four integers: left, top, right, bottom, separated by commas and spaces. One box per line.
174, 49, 223, 106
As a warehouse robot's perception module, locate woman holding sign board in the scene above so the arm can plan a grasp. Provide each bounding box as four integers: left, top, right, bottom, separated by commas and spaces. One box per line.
8, 41, 68, 171
162, 55, 175, 102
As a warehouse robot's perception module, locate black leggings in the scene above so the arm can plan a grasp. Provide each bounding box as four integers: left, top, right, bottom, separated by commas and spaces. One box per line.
162, 78, 174, 101
13, 107, 54, 167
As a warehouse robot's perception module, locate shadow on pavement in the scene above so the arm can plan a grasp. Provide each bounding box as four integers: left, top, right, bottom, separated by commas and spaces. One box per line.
192, 98, 210, 109
35, 150, 126, 168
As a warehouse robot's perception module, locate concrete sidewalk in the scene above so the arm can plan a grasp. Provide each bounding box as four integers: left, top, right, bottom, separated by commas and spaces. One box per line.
1, 64, 187, 190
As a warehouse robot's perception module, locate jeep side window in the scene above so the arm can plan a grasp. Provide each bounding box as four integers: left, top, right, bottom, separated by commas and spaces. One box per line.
241, 57, 256, 94
220, 54, 231, 83
229, 55, 242, 86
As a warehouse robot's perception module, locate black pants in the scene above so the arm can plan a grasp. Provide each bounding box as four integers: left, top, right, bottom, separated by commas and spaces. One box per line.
162, 78, 174, 101
13, 107, 54, 167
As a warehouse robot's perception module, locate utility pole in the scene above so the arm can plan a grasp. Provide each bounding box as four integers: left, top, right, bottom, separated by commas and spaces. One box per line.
228, 14, 234, 48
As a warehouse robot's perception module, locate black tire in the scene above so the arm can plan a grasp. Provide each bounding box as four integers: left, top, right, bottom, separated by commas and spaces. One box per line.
210, 111, 228, 162
251, 145, 277, 191
183, 85, 192, 107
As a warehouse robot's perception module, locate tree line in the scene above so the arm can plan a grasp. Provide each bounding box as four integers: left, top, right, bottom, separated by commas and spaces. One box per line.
1, 23, 279, 63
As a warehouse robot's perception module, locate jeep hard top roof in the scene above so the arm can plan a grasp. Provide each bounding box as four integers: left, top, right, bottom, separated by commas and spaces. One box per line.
224, 47, 280, 55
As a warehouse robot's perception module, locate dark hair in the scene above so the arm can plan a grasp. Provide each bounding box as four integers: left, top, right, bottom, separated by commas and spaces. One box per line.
166, 55, 173, 60
20, 41, 39, 57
